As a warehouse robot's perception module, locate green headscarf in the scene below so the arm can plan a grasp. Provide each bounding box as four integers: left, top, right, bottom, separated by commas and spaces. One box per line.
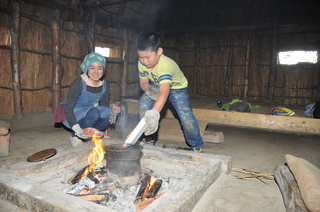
80, 52, 106, 74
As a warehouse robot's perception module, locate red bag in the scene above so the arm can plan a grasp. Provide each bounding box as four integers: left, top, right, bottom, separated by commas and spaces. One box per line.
54, 104, 66, 123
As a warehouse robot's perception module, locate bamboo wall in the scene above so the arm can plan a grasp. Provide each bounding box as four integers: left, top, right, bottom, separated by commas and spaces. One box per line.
164, 27, 320, 105
1, 0, 319, 118
0, 1, 141, 117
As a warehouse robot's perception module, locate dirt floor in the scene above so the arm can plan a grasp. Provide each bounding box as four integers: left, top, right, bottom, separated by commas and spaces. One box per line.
0, 111, 319, 212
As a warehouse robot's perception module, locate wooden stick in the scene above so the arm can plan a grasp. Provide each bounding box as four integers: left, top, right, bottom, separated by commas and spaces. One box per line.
136, 192, 165, 211
247, 171, 268, 185
77, 194, 105, 201
232, 168, 274, 178
232, 168, 274, 184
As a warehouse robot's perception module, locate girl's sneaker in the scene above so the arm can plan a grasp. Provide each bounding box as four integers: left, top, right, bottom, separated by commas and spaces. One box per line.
70, 136, 83, 147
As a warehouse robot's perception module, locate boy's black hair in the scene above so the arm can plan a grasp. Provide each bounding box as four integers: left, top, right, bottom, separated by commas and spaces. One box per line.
136, 31, 162, 52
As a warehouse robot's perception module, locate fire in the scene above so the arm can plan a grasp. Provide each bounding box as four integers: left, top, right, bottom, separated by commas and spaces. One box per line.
148, 176, 156, 188
81, 133, 104, 179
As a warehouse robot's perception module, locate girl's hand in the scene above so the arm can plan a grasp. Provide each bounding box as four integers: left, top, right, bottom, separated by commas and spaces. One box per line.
110, 103, 121, 113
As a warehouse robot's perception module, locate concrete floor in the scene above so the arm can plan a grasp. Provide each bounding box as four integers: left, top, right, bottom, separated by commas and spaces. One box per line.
0, 112, 319, 211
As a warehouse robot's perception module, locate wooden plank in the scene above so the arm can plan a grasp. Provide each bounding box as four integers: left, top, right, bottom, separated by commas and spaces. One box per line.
193, 108, 320, 135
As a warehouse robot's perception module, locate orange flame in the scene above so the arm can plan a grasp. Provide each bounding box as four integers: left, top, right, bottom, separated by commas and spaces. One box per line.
148, 176, 156, 188
81, 133, 104, 179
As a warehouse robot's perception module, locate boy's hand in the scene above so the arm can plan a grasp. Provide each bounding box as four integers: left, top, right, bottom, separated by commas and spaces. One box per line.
144, 110, 160, 135
145, 86, 159, 100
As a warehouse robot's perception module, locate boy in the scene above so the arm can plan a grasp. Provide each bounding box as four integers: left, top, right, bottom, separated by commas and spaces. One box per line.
136, 31, 204, 153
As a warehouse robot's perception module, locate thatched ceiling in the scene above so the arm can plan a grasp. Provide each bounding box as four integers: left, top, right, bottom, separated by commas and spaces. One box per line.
21, 0, 320, 32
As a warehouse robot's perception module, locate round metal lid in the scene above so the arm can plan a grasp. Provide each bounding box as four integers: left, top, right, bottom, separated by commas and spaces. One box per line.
27, 148, 57, 162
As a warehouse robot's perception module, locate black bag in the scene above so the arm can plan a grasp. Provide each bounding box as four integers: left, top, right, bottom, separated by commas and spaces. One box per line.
229, 101, 251, 112
313, 101, 320, 119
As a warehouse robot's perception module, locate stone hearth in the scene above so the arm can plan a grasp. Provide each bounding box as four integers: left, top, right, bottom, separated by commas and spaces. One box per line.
0, 142, 232, 212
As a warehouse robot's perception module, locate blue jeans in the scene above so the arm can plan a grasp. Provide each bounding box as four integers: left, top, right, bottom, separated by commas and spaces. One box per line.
71, 107, 111, 137
139, 87, 203, 148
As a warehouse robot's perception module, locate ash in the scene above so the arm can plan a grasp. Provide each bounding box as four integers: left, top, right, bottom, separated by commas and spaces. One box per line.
65, 167, 181, 212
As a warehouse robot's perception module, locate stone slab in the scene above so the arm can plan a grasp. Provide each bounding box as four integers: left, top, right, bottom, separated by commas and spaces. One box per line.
0, 170, 116, 212
0, 142, 232, 212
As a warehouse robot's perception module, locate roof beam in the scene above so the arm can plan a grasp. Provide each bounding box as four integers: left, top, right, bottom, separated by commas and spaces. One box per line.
81, 0, 134, 8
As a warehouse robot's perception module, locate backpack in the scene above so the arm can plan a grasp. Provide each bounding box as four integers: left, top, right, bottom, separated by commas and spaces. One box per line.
304, 103, 315, 117
229, 101, 251, 112
313, 101, 320, 119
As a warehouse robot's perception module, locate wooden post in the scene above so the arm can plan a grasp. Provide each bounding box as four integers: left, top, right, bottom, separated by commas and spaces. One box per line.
224, 31, 234, 97
243, 31, 252, 100
121, 28, 128, 98
11, 0, 23, 118
193, 32, 200, 95
267, 18, 278, 100
83, 10, 95, 53
52, 10, 63, 113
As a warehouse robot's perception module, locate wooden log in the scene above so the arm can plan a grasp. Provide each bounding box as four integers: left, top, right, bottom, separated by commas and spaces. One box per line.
192, 33, 200, 95
274, 165, 309, 212
11, 0, 23, 118
145, 179, 162, 198
224, 31, 233, 97
83, 10, 95, 53
243, 31, 251, 99
136, 193, 165, 212
267, 18, 278, 100
77, 194, 105, 201
121, 29, 128, 98
136, 197, 154, 211
134, 175, 150, 204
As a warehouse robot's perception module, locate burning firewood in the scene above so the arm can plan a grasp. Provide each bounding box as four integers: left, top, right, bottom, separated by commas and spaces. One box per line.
145, 179, 162, 198
232, 168, 274, 185
136, 193, 165, 212
68, 165, 89, 185
77, 194, 106, 201
134, 175, 150, 204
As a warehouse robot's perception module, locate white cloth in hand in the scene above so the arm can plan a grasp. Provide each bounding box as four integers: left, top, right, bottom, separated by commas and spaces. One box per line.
109, 110, 118, 125
144, 110, 160, 135
145, 86, 159, 101
71, 124, 87, 139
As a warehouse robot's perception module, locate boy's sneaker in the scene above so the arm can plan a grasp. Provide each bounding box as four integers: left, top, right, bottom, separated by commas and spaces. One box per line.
141, 137, 156, 145
70, 136, 83, 147
192, 147, 204, 153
